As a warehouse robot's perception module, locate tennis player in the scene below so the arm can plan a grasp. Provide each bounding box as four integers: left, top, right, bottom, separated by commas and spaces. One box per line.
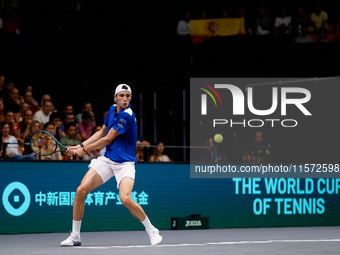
60, 84, 162, 246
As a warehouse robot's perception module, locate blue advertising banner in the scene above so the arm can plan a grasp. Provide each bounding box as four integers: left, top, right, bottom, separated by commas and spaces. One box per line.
1, 162, 340, 234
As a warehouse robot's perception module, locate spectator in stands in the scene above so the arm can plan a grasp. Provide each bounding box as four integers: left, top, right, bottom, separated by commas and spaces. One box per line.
294, 7, 309, 36
4, 109, 22, 143
295, 25, 313, 43
309, 3, 329, 33
200, 137, 222, 163
63, 112, 82, 141
40, 94, 55, 112
60, 122, 80, 147
40, 94, 51, 107
274, 7, 291, 34
19, 109, 33, 140
242, 131, 270, 163
0, 98, 4, 122
49, 112, 66, 140
33, 99, 53, 126
75, 102, 95, 124
23, 120, 40, 159
78, 111, 95, 141
200, 11, 207, 19
43, 122, 55, 135
254, 6, 271, 35
136, 138, 150, 162
8, 87, 20, 105
60, 122, 81, 160
16, 102, 29, 123
64, 112, 75, 125
136, 146, 145, 162
5, 87, 21, 114
25, 85, 32, 92
317, 28, 329, 42
1, 121, 35, 160
2, 82, 13, 101
23, 91, 40, 114
40, 122, 62, 160
149, 141, 170, 162
177, 11, 191, 36
63, 104, 74, 116
64, 112, 75, 124
20, 86, 37, 105
240, 8, 252, 35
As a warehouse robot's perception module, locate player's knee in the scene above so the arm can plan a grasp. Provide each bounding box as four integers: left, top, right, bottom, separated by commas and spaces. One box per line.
120, 194, 133, 208
75, 185, 88, 200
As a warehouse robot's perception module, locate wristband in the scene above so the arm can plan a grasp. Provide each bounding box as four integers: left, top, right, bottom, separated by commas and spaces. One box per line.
80, 143, 86, 153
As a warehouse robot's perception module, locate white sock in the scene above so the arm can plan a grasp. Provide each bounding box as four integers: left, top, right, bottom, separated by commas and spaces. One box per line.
141, 216, 153, 230
72, 220, 82, 235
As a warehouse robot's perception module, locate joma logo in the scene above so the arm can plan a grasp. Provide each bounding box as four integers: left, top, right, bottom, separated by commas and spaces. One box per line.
185, 220, 202, 227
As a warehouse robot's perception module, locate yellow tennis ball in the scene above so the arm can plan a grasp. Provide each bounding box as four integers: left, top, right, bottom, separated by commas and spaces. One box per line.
214, 134, 223, 143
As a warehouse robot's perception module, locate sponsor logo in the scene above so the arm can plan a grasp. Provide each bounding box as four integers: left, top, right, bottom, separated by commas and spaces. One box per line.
2, 182, 31, 216
185, 220, 202, 227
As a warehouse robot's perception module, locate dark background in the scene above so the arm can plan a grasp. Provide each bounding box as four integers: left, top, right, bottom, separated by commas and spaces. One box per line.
1, 0, 339, 162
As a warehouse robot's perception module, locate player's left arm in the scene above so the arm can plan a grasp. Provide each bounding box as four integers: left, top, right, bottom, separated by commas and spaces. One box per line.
67, 124, 107, 155
76, 127, 120, 157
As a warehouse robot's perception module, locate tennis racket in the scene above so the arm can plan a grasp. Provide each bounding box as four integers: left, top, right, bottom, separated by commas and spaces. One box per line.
30, 130, 68, 156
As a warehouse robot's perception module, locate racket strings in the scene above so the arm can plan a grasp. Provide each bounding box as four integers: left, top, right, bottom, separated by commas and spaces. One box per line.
31, 131, 57, 155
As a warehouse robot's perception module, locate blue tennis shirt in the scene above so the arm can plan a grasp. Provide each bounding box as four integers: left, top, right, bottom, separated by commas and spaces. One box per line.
104, 104, 137, 164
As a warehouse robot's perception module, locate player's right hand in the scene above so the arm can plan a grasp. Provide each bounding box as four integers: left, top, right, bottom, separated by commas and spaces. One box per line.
67, 145, 80, 155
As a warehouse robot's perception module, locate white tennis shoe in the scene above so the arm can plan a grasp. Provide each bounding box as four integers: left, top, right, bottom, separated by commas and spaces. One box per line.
146, 227, 162, 245
60, 232, 81, 246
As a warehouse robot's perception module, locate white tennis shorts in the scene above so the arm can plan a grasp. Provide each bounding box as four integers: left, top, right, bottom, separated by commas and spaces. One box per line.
88, 156, 135, 189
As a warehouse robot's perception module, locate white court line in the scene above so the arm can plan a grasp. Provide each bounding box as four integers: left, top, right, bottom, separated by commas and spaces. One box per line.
75, 239, 340, 249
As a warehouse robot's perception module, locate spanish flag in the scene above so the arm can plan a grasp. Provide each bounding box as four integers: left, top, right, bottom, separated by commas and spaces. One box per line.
191, 18, 246, 44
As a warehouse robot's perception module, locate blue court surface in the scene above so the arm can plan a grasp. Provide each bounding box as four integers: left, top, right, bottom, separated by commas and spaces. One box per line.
1, 226, 340, 255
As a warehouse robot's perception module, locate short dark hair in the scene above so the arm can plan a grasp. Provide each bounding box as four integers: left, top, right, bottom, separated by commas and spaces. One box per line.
82, 111, 92, 119
49, 112, 61, 122
65, 122, 77, 131
4, 109, 14, 116
43, 121, 54, 130
83, 102, 92, 108
0, 121, 11, 129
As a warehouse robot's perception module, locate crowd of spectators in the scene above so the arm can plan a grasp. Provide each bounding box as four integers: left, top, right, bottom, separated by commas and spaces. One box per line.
0, 74, 173, 162
177, 3, 340, 43
0, 74, 103, 161
198, 131, 271, 164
